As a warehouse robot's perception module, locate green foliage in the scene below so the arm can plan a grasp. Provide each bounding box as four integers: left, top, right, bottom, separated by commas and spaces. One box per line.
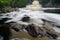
0, 0, 59, 7
0, 0, 12, 7
15, 0, 29, 7
45, 0, 50, 3
0, 0, 29, 7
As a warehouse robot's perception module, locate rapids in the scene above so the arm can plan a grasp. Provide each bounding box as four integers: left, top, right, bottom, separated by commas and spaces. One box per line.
0, 8, 60, 33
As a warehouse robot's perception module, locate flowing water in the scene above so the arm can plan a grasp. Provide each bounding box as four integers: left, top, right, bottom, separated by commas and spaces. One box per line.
0, 7, 60, 31
0, 0, 60, 40
0, 8, 60, 40
0, 8, 60, 25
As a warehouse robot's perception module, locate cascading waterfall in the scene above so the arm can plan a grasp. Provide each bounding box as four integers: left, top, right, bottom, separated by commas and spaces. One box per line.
0, 8, 60, 26
26, 0, 42, 10
0, 0, 60, 39
0, 0, 60, 40
0, 8, 60, 34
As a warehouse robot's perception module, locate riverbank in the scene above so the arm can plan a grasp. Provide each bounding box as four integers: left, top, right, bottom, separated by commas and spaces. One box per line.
0, 7, 19, 13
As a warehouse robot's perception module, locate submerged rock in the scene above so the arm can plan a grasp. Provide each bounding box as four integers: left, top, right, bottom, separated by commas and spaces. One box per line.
57, 37, 60, 40
21, 15, 30, 22
11, 38, 30, 40
0, 35, 3, 40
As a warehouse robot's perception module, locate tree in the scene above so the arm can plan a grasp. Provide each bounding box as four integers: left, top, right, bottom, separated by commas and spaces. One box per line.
0, 0, 12, 7
45, 0, 60, 7
15, 0, 29, 7
0, 0, 29, 7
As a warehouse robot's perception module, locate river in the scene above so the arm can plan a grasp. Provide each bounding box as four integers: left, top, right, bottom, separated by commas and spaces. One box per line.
0, 8, 60, 33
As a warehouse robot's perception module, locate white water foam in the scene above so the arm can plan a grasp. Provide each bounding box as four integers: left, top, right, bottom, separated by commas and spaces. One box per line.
0, 8, 60, 33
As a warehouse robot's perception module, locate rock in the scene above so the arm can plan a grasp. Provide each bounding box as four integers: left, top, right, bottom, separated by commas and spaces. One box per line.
11, 38, 21, 40
57, 37, 60, 40
0, 7, 19, 13
25, 24, 38, 37
0, 18, 11, 23
11, 38, 30, 40
23, 38, 30, 40
21, 15, 30, 22
0, 24, 11, 40
12, 27, 20, 32
46, 31, 58, 39
44, 9, 60, 13
0, 35, 3, 40
10, 23, 24, 32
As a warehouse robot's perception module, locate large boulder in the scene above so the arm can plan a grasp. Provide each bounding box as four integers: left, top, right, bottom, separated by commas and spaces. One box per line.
0, 24, 11, 40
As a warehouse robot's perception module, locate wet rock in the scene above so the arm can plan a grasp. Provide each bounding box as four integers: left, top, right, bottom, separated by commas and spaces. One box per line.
44, 9, 60, 13
0, 7, 19, 13
56, 26, 60, 28
11, 38, 20, 40
0, 18, 11, 23
46, 31, 58, 39
0, 24, 11, 40
0, 35, 3, 40
21, 15, 30, 22
11, 38, 30, 40
10, 23, 26, 32
25, 24, 38, 37
12, 27, 20, 32
57, 37, 60, 40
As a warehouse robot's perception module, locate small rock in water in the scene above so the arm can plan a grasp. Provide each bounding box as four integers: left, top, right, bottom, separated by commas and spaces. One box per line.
57, 37, 60, 40
11, 38, 30, 40
21, 15, 30, 22
22, 38, 30, 40
0, 35, 3, 40
11, 38, 21, 40
12, 27, 20, 32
